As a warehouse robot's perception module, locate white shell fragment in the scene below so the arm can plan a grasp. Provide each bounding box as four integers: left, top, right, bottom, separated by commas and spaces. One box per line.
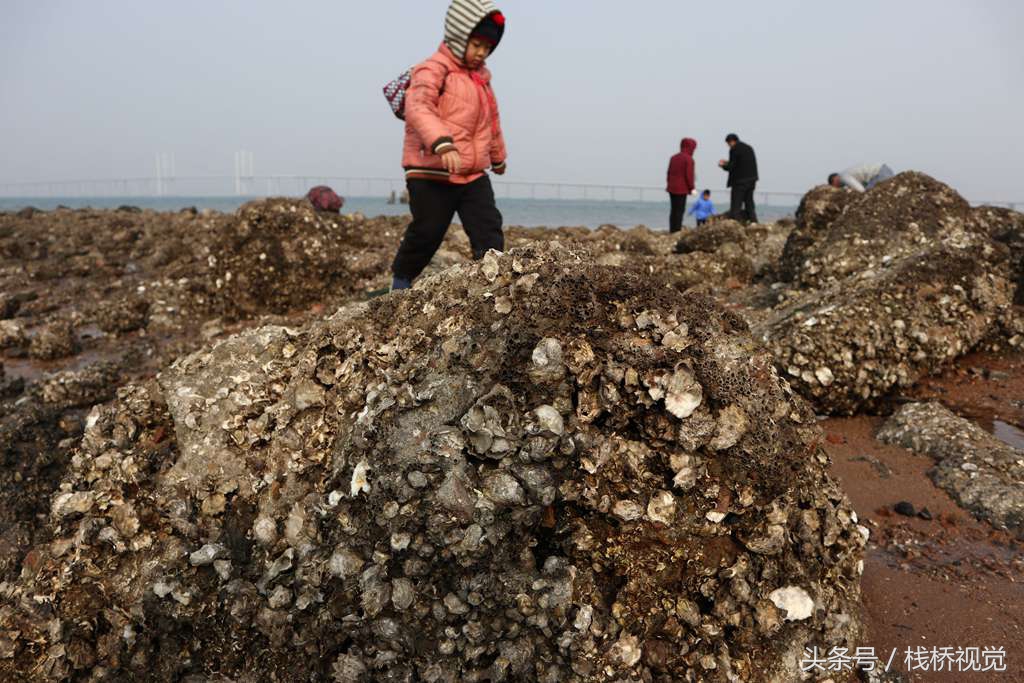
814, 367, 835, 387
189, 543, 227, 567
768, 586, 815, 621
612, 500, 644, 522
610, 633, 643, 667
51, 491, 95, 518
350, 461, 371, 497
664, 368, 703, 419
329, 547, 364, 578
646, 491, 676, 525
532, 404, 565, 436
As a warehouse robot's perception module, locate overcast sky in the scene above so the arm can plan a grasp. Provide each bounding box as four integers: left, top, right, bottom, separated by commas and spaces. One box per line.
2, 0, 1023, 200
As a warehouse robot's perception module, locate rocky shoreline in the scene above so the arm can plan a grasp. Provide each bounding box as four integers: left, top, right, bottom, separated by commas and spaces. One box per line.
0, 173, 1022, 681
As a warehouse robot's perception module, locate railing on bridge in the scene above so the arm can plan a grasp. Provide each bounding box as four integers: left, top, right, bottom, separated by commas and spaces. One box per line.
0, 175, 1018, 211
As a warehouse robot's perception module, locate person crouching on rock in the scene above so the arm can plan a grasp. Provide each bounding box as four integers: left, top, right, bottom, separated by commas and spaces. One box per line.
827, 163, 895, 193
390, 0, 508, 292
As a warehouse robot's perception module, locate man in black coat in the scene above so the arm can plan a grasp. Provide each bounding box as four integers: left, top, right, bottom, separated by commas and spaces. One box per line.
718, 133, 758, 223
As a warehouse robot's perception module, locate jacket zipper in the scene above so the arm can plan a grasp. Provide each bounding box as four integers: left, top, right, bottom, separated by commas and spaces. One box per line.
470, 73, 489, 174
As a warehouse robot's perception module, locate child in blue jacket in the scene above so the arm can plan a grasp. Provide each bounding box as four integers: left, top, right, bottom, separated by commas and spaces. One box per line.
689, 189, 716, 226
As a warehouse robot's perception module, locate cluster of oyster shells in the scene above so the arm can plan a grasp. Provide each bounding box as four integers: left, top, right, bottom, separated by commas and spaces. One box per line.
1, 243, 866, 681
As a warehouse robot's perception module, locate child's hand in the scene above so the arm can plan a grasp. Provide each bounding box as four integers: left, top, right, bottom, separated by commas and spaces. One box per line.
690, 189, 697, 196
493, 163, 507, 175
441, 150, 462, 174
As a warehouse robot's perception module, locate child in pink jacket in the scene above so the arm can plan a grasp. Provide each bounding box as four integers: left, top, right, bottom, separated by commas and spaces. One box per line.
391, 0, 508, 291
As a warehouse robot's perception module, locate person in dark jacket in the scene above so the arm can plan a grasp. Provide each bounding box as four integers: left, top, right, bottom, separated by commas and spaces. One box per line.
718, 133, 758, 223
666, 138, 697, 232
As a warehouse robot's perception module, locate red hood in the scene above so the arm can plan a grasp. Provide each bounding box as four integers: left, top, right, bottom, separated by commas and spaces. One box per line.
680, 138, 697, 154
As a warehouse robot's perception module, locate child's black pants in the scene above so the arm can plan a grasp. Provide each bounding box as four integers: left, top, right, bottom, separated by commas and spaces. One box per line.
392, 176, 504, 281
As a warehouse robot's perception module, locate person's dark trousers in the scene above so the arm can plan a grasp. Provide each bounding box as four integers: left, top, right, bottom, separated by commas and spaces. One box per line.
392, 175, 504, 282
696, 218, 707, 226
669, 193, 687, 233
729, 183, 758, 223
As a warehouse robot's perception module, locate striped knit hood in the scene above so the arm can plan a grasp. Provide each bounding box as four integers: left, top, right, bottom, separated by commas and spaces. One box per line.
444, 0, 503, 61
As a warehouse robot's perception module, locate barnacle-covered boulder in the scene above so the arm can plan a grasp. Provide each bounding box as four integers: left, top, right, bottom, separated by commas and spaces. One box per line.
0, 361, 120, 586
205, 198, 400, 319
28, 319, 78, 360
94, 295, 150, 334
674, 219, 753, 255
0, 243, 866, 682
782, 173, 973, 288
777, 186, 857, 282
758, 232, 1014, 415
762, 175, 1023, 414
877, 402, 1024, 534
672, 220, 793, 286
969, 205, 1024, 304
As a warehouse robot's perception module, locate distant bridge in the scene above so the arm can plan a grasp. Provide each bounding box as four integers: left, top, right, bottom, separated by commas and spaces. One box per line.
0, 175, 1019, 211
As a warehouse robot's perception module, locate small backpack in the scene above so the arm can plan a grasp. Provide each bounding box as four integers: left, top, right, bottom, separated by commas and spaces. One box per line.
383, 63, 449, 121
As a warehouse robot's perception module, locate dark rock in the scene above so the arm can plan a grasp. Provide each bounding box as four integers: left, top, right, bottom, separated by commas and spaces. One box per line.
674, 219, 749, 254
893, 501, 916, 517
0, 292, 21, 319
0, 363, 24, 398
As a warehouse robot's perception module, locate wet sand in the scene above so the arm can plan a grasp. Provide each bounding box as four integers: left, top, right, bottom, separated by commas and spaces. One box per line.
824, 351, 1024, 681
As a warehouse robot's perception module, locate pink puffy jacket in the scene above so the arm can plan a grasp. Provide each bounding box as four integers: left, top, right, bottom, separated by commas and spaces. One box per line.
402, 42, 507, 185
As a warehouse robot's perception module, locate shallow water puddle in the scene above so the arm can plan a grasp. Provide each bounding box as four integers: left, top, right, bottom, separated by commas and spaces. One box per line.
993, 420, 1024, 451
2, 357, 51, 382
2, 347, 122, 384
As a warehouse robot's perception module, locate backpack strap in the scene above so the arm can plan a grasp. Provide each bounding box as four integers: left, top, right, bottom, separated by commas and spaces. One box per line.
424, 58, 451, 98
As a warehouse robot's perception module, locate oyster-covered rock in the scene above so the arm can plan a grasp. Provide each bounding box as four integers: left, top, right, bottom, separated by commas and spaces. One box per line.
94, 295, 150, 334
776, 185, 857, 283
28, 319, 78, 360
0, 320, 26, 350
673, 219, 793, 285
0, 243, 865, 682
205, 198, 399, 320
781, 172, 974, 288
759, 234, 1015, 414
969, 204, 1024, 305
877, 402, 1024, 534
